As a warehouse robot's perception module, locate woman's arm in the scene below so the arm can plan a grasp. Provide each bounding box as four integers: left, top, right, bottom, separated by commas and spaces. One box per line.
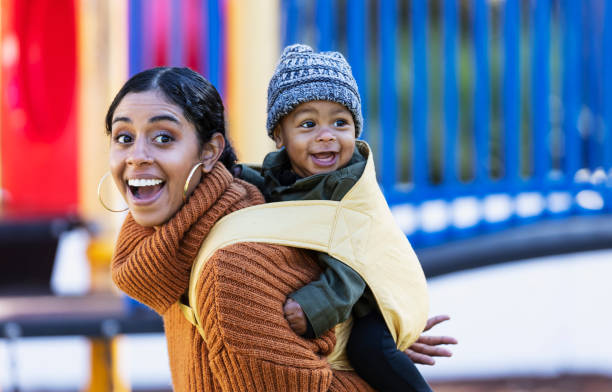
197, 243, 336, 391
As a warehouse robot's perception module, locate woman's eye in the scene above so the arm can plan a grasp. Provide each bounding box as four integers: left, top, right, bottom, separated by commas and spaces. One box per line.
116, 134, 132, 144
300, 121, 315, 128
154, 134, 173, 143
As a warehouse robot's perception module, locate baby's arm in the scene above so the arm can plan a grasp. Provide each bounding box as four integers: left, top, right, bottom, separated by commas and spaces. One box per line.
284, 253, 366, 338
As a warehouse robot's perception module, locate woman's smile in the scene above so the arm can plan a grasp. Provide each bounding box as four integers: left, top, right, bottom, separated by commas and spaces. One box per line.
126, 177, 165, 205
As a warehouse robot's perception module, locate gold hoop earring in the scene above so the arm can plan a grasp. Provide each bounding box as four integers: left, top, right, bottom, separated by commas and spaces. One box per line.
183, 162, 204, 203
97, 172, 128, 213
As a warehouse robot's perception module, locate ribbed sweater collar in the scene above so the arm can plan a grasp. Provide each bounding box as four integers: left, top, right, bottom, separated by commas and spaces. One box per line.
112, 162, 243, 292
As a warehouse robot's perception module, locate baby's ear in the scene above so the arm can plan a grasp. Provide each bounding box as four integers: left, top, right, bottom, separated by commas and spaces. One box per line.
273, 126, 284, 149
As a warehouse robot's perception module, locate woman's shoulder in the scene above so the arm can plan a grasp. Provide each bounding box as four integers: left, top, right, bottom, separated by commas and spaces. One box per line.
232, 177, 266, 206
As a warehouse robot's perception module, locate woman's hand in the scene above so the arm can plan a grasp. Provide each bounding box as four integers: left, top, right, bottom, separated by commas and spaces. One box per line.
404, 315, 457, 365
283, 298, 308, 335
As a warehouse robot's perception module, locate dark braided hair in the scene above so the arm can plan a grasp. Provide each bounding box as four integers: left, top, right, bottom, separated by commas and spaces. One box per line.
105, 67, 237, 169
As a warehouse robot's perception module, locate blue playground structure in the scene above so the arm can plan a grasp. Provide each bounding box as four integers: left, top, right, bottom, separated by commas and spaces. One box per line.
128, 0, 612, 276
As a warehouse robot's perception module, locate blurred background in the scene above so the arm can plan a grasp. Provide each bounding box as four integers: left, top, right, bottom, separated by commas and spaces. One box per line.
0, 0, 611, 391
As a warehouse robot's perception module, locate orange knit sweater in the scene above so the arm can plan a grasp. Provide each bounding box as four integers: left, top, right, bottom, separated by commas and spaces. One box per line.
112, 163, 373, 391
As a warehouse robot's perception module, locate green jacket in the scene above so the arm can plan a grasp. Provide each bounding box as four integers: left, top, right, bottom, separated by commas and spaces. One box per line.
238, 147, 375, 338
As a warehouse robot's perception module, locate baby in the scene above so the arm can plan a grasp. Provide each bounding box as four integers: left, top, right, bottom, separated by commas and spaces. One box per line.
238, 44, 432, 391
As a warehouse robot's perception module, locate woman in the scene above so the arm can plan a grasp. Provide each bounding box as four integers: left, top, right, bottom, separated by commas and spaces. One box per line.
105, 67, 455, 391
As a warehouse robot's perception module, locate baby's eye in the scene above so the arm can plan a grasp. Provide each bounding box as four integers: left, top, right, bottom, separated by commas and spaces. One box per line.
116, 134, 133, 144
334, 119, 348, 127
300, 121, 315, 128
154, 133, 173, 143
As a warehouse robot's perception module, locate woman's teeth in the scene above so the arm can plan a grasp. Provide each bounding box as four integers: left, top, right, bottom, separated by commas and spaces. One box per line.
128, 178, 163, 187
127, 178, 164, 200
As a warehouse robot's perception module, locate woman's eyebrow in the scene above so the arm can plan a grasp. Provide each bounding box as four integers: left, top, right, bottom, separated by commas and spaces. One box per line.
112, 116, 131, 124
149, 114, 180, 124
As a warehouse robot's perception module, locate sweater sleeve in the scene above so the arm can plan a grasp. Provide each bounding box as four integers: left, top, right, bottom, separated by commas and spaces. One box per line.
196, 242, 339, 392
289, 253, 366, 338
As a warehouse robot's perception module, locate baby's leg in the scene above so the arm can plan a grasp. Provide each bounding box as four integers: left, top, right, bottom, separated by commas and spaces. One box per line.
346, 312, 432, 392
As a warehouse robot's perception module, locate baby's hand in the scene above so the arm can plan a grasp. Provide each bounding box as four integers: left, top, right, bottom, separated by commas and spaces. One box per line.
283, 298, 307, 335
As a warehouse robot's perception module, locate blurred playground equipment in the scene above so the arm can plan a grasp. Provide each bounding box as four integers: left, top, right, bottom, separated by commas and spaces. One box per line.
1, 0, 611, 391
273, 0, 612, 265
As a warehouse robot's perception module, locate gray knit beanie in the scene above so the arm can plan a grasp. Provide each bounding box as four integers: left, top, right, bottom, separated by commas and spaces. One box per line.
266, 44, 363, 138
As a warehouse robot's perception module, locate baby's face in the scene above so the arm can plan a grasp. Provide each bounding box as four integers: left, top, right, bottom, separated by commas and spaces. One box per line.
274, 101, 356, 178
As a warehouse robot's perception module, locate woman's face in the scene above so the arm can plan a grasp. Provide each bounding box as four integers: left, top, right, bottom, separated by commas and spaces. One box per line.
109, 90, 204, 227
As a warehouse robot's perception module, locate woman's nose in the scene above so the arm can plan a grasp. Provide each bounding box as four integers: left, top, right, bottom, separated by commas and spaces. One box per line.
126, 140, 153, 165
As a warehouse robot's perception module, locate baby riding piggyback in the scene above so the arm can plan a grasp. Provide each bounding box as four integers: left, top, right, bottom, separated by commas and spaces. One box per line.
238, 43, 433, 392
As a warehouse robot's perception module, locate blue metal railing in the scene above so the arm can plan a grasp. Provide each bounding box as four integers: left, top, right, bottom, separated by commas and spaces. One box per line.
380, 0, 399, 193
443, 0, 459, 187
127, 0, 611, 248
503, 0, 520, 188
412, 0, 428, 191
281, 0, 612, 248
605, 3, 612, 174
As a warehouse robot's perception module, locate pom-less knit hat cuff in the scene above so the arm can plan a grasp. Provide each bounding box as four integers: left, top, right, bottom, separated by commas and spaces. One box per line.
267, 82, 363, 137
